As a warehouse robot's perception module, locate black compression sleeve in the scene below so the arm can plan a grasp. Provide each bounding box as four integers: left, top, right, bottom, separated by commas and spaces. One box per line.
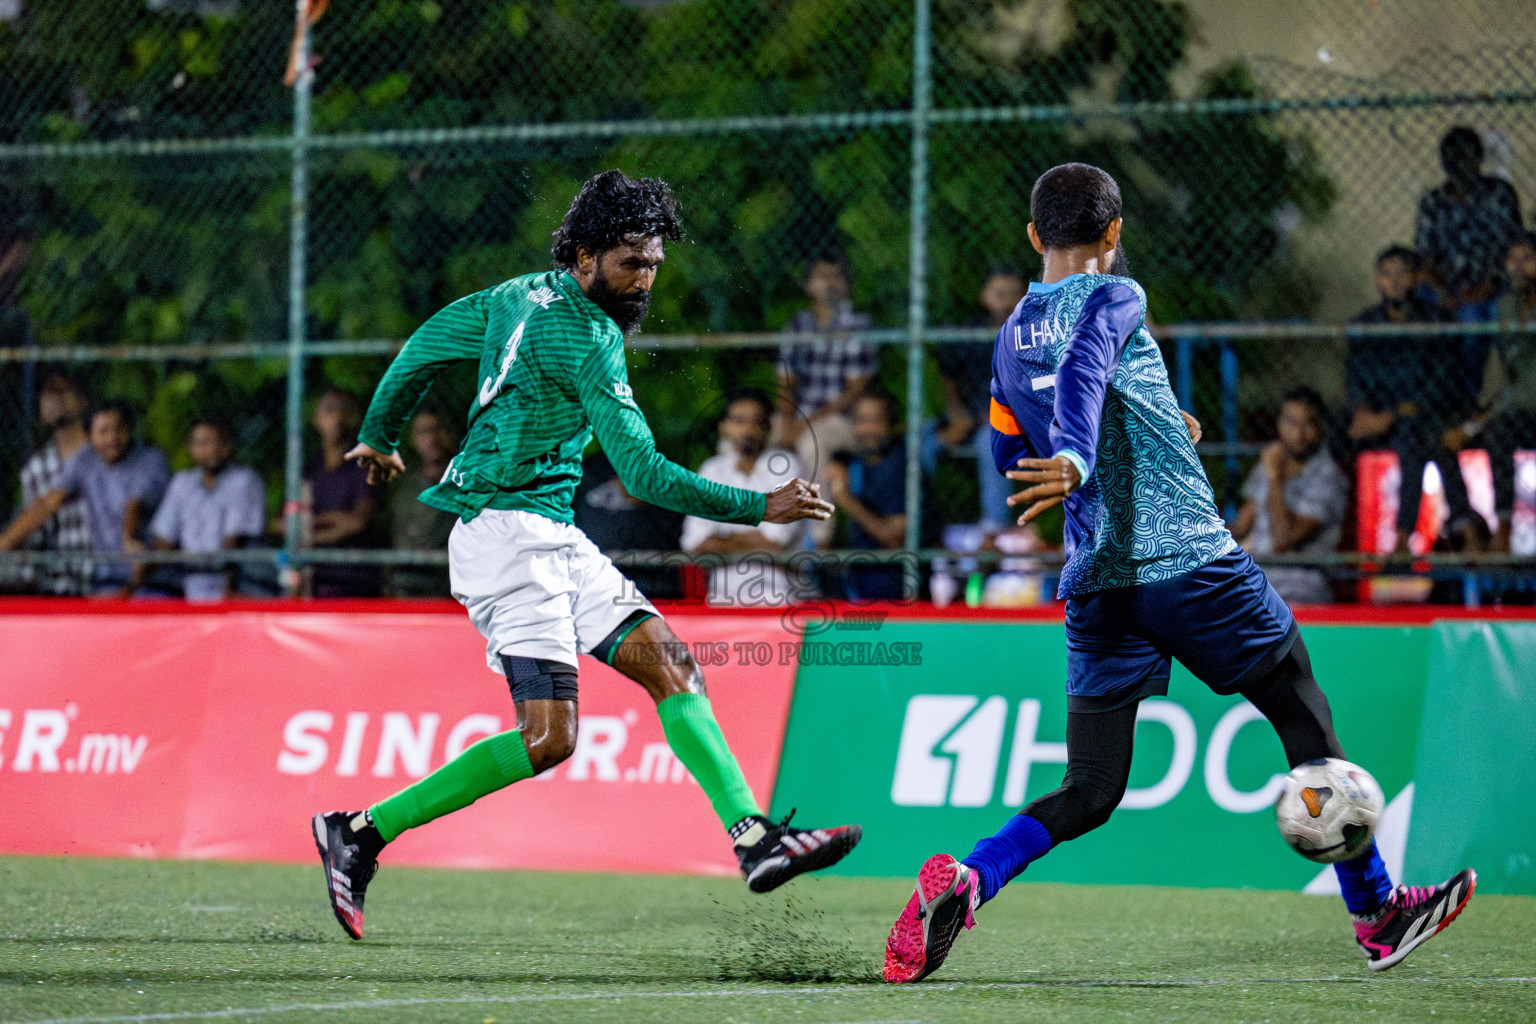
1022, 702, 1139, 844
1237, 634, 1346, 768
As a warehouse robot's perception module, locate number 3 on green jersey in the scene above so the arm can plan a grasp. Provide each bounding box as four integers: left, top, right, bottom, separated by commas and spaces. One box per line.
478, 321, 526, 407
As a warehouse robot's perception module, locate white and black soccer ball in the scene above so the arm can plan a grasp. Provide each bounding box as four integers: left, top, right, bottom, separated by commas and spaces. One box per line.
1273, 758, 1384, 863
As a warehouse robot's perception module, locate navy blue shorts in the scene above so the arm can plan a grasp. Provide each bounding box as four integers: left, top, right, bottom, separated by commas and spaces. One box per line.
1064, 547, 1299, 713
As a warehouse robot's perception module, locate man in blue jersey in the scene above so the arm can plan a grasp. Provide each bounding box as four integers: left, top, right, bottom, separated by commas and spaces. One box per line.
882, 163, 1476, 984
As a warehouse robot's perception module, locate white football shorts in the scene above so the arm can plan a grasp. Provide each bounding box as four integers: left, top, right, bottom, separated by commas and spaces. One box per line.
448, 508, 656, 670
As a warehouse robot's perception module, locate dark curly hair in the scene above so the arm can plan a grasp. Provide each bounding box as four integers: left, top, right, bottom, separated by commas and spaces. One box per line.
551, 170, 684, 270
1030, 163, 1122, 249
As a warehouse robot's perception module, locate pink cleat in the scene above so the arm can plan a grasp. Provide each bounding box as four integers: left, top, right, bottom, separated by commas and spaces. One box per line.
1353, 868, 1476, 971
883, 853, 979, 983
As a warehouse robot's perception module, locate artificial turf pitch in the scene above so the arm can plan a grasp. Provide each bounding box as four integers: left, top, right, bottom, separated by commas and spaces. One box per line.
1, 857, 1531, 1024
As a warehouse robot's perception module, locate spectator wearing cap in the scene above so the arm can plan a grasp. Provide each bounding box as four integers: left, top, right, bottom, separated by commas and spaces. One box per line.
1231, 388, 1347, 604
130, 418, 265, 601
0, 401, 169, 594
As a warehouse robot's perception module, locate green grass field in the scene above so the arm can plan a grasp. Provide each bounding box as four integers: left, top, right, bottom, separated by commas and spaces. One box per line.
1, 857, 1531, 1024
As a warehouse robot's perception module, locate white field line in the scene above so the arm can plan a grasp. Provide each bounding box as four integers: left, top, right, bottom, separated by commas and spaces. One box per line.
6, 978, 1534, 1024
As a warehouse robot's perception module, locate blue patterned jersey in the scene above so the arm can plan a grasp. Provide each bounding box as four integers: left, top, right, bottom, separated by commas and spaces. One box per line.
988, 273, 1233, 598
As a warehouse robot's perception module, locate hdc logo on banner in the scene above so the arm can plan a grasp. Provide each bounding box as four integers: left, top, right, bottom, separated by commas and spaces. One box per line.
890, 695, 1290, 814
769, 620, 1429, 889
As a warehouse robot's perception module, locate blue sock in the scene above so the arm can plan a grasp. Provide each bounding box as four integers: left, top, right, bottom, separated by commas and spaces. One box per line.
962, 814, 1053, 905
1334, 841, 1395, 916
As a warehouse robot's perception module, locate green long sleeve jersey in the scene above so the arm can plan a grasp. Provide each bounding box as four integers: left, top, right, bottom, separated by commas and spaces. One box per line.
358, 270, 767, 527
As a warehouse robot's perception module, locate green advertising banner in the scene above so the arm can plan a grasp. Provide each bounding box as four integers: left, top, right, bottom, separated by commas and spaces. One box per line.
1406, 621, 1536, 895
771, 623, 1438, 892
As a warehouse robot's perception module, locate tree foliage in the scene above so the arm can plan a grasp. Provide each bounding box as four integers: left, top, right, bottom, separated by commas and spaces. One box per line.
0, 0, 1333, 471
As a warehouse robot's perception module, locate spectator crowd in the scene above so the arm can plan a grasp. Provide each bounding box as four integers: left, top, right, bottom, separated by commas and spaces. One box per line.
0, 374, 458, 601
1345, 126, 1535, 562
3, 126, 1534, 605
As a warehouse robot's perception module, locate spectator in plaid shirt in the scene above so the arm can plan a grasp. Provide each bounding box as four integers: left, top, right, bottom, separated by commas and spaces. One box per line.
775, 253, 875, 543
16, 370, 93, 595
1416, 127, 1525, 323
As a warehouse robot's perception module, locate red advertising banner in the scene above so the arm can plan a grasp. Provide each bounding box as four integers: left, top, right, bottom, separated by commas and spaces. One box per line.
0, 610, 798, 876
1355, 447, 1499, 557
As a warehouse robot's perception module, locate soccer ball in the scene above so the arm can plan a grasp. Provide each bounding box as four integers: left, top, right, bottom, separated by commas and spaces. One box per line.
1273, 758, 1384, 863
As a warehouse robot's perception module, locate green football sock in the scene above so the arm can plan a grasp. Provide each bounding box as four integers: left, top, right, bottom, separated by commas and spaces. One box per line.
657, 691, 762, 831
368, 729, 534, 843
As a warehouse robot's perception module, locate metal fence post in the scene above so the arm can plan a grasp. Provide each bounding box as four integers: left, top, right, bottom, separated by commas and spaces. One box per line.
1174, 334, 1193, 413
1464, 571, 1481, 609
903, 0, 932, 585
20, 320, 37, 457
282, 0, 314, 595
1219, 337, 1239, 519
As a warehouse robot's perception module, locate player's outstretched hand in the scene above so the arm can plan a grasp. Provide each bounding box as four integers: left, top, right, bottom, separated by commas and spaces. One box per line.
345, 442, 407, 486
764, 478, 834, 524
1005, 456, 1082, 525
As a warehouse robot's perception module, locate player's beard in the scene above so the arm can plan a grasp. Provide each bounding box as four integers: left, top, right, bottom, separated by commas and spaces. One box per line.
1108, 240, 1132, 277
587, 274, 653, 336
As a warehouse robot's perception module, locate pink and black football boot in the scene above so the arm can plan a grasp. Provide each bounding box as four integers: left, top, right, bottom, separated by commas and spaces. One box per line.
883, 853, 979, 983
1354, 868, 1476, 971
735, 810, 862, 893
312, 810, 384, 940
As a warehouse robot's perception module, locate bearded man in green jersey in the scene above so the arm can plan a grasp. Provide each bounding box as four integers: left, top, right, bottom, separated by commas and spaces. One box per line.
311, 171, 862, 940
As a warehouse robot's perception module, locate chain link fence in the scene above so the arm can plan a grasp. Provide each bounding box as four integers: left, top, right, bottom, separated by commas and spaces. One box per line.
1, 0, 1534, 601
